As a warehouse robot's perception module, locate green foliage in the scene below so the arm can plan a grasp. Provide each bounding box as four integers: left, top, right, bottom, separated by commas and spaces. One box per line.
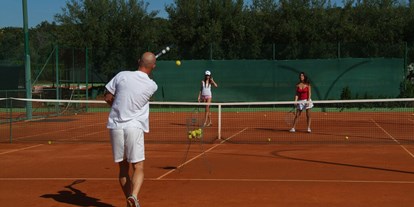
54, 0, 159, 75
0, 27, 24, 63
1, 0, 414, 77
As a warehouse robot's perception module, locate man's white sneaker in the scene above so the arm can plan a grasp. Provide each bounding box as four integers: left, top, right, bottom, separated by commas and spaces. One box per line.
289, 128, 295, 133
127, 195, 140, 207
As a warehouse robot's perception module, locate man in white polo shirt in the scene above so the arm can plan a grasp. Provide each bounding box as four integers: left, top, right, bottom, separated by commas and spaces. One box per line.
104, 52, 158, 207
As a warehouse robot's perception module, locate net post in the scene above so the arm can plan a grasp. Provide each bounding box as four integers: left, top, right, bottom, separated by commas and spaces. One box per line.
8, 99, 12, 143
22, 0, 32, 120
218, 104, 221, 140
85, 47, 89, 111
55, 44, 60, 99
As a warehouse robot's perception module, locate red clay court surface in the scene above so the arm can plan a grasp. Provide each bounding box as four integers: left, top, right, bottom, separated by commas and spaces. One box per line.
1, 141, 414, 207
1, 110, 414, 206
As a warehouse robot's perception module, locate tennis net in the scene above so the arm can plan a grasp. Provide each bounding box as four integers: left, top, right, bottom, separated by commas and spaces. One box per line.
0, 98, 413, 144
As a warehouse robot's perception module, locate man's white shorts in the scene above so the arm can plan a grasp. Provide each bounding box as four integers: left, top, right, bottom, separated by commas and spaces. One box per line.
109, 128, 145, 163
297, 99, 314, 111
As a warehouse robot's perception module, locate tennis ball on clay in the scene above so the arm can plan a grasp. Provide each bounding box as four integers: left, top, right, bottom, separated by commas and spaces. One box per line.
176, 60, 181, 66
48, 141, 52, 144
345, 136, 349, 139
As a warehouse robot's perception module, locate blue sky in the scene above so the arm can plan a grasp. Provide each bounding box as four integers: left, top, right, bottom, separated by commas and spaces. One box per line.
0, 0, 175, 28
0, 0, 345, 28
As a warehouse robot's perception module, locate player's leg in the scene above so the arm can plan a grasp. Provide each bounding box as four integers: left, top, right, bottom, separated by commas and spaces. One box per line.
306, 108, 312, 133
290, 109, 301, 132
204, 105, 209, 126
118, 160, 131, 198
203, 98, 211, 126
206, 98, 212, 126
130, 161, 144, 197
109, 129, 132, 198
124, 128, 145, 207
126, 162, 144, 207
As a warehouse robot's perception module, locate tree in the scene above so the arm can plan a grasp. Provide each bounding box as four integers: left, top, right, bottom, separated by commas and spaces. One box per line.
54, 0, 158, 75
0, 27, 24, 63
167, 0, 262, 59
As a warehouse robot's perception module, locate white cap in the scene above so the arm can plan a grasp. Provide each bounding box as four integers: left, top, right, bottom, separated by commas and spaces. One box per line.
205, 70, 211, 75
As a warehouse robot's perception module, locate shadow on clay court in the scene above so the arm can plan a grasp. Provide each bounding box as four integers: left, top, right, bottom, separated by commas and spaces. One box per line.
40, 180, 114, 207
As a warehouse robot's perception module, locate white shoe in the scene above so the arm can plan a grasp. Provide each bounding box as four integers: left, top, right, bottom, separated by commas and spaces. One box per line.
307, 128, 311, 133
289, 128, 295, 133
127, 195, 140, 207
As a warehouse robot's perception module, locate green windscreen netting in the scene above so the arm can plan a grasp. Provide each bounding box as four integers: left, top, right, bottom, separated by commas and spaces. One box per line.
152, 58, 404, 102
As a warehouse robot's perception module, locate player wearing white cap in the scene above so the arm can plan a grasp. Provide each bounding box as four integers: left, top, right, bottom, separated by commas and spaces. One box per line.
198, 70, 218, 126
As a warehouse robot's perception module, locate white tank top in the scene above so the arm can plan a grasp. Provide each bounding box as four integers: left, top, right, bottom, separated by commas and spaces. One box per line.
201, 81, 212, 96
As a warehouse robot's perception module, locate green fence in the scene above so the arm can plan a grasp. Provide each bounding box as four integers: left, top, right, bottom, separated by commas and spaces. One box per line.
0, 54, 406, 102
152, 58, 404, 102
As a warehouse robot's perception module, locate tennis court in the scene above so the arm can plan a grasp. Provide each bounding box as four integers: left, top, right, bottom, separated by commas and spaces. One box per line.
1, 98, 414, 206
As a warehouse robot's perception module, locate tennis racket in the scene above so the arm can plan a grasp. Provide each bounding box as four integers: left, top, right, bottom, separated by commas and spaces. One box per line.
284, 105, 296, 127
155, 45, 172, 59
65, 179, 86, 188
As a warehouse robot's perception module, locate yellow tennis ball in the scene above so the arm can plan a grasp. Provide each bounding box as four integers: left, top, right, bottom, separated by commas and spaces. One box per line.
188, 135, 193, 139
48, 141, 52, 144
191, 130, 197, 137
176, 60, 181, 66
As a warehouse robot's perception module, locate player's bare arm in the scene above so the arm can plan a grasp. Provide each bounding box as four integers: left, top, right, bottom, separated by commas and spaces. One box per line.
104, 91, 114, 106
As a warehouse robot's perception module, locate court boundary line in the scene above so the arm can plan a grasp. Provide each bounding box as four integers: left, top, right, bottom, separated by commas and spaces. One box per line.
371, 119, 414, 159
1, 177, 414, 184
9, 121, 106, 142
156, 127, 249, 180
0, 144, 44, 155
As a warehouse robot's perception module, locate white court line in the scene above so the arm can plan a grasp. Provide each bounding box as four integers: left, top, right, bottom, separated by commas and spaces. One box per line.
371, 119, 414, 159
58, 129, 108, 142
156, 127, 249, 180
11, 122, 106, 141
1, 177, 414, 184
149, 178, 414, 184
0, 144, 44, 155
